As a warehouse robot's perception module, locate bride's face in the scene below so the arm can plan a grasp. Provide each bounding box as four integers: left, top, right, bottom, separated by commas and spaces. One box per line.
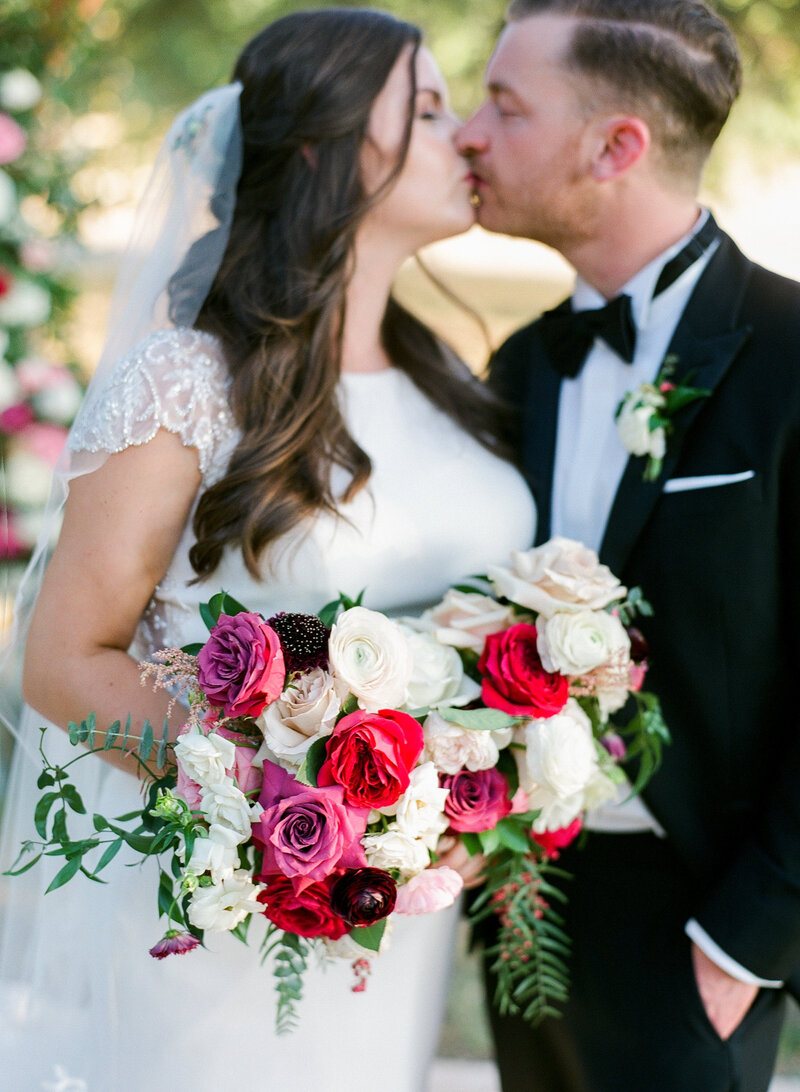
359, 46, 475, 253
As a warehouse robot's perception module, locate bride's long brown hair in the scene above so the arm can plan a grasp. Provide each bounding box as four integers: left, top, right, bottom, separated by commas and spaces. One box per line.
180, 9, 509, 581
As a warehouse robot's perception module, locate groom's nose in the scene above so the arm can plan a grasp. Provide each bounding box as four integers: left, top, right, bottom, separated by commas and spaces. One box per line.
456, 110, 489, 157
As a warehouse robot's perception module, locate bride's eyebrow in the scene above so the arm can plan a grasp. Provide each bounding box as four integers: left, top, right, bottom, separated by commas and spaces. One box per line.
416, 87, 444, 106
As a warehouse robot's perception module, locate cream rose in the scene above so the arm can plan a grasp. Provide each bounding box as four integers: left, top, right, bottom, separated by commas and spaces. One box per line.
175, 726, 235, 789
187, 871, 264, 932
256, 668, 339, 771
487, 537, 626, 618
523, 700, 598, 801
422, 710, 512, 775
617, 398, 666, 460
426, 589, 518, 653
537, 610, 631, 677
389, 762, 450, 850
399, 626, 480, 709
362, 828, 430, 879
328, 606, 412, 710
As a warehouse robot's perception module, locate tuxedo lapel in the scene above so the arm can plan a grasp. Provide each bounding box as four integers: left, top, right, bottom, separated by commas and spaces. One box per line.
599, 235, 754, 575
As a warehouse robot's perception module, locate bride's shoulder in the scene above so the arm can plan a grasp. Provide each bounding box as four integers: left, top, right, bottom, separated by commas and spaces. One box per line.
110, 326, 229, 391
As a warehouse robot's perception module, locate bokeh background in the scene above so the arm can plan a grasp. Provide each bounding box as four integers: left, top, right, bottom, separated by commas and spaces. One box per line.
1, 0, 799, 1083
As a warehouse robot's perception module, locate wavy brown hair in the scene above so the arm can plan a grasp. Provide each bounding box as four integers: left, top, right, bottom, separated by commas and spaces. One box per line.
175, 8, 510, 581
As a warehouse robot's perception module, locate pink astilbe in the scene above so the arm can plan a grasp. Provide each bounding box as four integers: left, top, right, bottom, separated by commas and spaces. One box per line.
140, 648, 207, 725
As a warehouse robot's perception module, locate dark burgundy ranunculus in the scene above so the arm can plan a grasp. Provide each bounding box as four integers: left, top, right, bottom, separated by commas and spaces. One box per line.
478, 623, 568, 717
330, 868, 397, 926
257, 875, 348, 940
441, 767, 512, 833
318, 708, 423, 809
197, 611, 285, 719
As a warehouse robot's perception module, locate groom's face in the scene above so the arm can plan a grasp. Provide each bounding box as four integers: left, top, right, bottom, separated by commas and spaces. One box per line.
457, 16, 598, 245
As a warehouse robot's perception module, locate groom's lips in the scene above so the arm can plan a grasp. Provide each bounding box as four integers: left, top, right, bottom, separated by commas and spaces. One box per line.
467, 171, 488, 190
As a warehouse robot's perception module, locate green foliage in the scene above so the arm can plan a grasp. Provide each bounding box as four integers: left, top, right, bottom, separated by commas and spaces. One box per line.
438, 706, 518, 733
616, 691, 671, 797
351, 919, 387, 952
262, 926, 311, 1036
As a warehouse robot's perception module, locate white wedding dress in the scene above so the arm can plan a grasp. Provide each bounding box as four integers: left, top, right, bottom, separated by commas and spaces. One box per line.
0, 328, 536, 1092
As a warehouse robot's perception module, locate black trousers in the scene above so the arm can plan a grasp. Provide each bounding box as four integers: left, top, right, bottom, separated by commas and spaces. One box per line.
484, 832, 787, 1092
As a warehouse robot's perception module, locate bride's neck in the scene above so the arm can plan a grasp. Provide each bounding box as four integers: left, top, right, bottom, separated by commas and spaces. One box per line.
341, 233, 406, 374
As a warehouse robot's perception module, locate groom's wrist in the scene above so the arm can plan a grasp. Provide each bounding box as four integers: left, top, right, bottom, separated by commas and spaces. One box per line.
685, 919, 783, 988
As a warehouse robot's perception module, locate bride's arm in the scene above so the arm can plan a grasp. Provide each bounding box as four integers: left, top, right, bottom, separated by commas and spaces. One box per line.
22, 428, 203, 775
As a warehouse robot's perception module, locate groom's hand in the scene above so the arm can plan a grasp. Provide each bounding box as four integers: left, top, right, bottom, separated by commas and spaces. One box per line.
691, 942, 759, 1039
436, 836, 487, 889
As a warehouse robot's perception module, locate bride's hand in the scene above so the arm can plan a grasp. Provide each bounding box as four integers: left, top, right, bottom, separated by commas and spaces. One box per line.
436, 835, 487, 889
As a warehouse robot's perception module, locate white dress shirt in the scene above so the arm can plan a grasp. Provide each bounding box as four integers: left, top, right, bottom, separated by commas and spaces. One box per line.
549, 213, 780, 988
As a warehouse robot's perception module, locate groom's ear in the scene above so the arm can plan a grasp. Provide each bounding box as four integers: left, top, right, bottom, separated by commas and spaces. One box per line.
588, 115, 650, 181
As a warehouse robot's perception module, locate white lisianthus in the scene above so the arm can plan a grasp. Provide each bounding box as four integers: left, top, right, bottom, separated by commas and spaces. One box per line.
616, 394, 666, 460
328, 606, 413, 710
187, 870, 264, 932
186, 832, 239, 882
0, 69, 42, 112
487, 537, 626, 618
200, 780, 261, 844
0, 279, 51, 328
0, 358, 19, 411
174, 726, 235, 789
537, 609, 631, 677
523, 700, 598, 801
363, 828, 430, 879
0, 170, 16, 226
399, 625, 480, 709
422, 709, 512, 775
4, 449, 53, 509
256, 668, 339, 771
388, 762, 450, 849
425, 589, 518, 653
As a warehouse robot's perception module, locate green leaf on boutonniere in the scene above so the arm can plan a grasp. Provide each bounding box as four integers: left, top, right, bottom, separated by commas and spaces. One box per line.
296, 735, 329, 788
438, 707, 517, 733
351, 919, 387, 952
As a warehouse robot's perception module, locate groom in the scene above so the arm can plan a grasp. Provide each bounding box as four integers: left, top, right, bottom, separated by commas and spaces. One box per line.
458, 1, 800, 1089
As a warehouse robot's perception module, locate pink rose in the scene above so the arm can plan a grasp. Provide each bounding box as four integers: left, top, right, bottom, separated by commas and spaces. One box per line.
394, 867, 463, 915
441, 768, 512, 833
531, 817, 583, 859
318, 708, 424, 809
197, 612, 285, 719
0, 509, 26, 559
0, 114, 26, 165
253, 761, 368, 891
478, 623, 568, 718
19, 422, 67, 466
0, 402, 34, 433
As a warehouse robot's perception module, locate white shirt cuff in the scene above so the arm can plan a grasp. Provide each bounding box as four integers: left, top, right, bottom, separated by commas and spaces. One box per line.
685, 919, 783, 988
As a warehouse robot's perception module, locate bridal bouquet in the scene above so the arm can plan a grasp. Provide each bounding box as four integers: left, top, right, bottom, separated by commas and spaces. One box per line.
10, 538, 667, 1030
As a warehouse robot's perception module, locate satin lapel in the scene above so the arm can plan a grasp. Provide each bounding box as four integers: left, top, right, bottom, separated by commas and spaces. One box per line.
521, 331, 562, 544
599, 236, 754, 575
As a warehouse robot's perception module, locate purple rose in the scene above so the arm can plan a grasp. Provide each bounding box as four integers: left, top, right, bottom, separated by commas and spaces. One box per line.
441, 768, 512, 833
253, 761, 369, 891
197, 612, 285, 719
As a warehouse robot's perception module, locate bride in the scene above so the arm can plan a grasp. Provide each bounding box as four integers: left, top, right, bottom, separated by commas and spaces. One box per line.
0, 8, 535, 1090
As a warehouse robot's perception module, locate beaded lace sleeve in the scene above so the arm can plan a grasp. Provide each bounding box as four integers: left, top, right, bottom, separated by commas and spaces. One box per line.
68, 327, 238, 484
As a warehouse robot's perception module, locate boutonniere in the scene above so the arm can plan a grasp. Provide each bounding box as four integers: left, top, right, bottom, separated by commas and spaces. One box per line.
615, 355, 711, 482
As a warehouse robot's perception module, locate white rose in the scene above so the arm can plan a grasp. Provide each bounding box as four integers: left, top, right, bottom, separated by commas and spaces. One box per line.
186, 832, 239, 882
0, 170, 16, 227
328, 606, 412, 710
422, 710, 512, 775
4, 449, 53, 509
0, 358, 19, 411
174, 726, 235, 789
529, 788, 586, 834
399, 626, 480, 709
425, 589, 518, 653
362, 828, 430, 879
0, 70, 42, 112
256, 668, 339, 771
0, 279, 51, 328
616, 399, 666, 460
33, 375, 83, 423
523, 700, 598, 800
187, 870, 264, 932
537, 610, 631, 676
389, 762, 450, 850
200, 780, 261, 844
487, 537, 626, 618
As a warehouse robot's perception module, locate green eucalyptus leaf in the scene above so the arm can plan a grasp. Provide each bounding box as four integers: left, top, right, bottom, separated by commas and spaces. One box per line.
439, 706, 517, 733
139, 720, 154, 763
156, 718, 170, 771
103, 720, 121, 750
350, 919, 387, 952
68, 721, 79, 745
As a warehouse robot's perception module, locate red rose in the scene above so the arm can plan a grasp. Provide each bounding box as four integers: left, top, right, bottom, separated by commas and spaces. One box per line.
257, 875, 348, 939
478, 623, 568, 717
531, 817, 583, 859
441, 768, 512, 833
318, 709, 423, 809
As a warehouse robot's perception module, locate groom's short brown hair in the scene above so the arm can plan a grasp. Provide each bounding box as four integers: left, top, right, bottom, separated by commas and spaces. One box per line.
507, 0, 741, 181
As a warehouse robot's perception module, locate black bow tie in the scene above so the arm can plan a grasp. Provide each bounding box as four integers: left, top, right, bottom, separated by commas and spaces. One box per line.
537, 294, 636, 379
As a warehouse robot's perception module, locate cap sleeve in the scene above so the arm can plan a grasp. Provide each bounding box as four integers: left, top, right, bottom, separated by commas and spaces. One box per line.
68, 327, 238, 483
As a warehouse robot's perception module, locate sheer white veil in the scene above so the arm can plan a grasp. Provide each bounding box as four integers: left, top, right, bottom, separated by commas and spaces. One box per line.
0, 80, 243, 763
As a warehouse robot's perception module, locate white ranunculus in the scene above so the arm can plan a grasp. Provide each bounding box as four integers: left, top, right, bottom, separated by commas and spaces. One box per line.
523, 700, 598, 801
200, 780, 260, 844
399, 626, 480, 709
0, 70, 42, 112
362, 827, 430, 879
616, 399, 666, 460
33, 375, 83, 423
187, 870, 264, 932
0, 170, 16, 226
186, 832, 239, 882
537, 609, 631, 677
422, 709, 512, 775
0, 358, 19, 411
425, 589, 518, 653
0, 279, 51, 328
256, 668, 339, 771
328, 606, 413, 710
529, 788, 586, 834
4, 449, 53, 509
487, 537, 626, 618
389, 762, 450, 849
174, 726, 235, 789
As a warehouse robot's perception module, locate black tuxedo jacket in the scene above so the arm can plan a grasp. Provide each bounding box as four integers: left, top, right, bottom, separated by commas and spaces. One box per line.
490, 232, 800, 998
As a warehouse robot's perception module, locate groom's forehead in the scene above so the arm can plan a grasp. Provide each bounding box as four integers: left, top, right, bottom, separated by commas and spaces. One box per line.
487, 16, 574, 88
